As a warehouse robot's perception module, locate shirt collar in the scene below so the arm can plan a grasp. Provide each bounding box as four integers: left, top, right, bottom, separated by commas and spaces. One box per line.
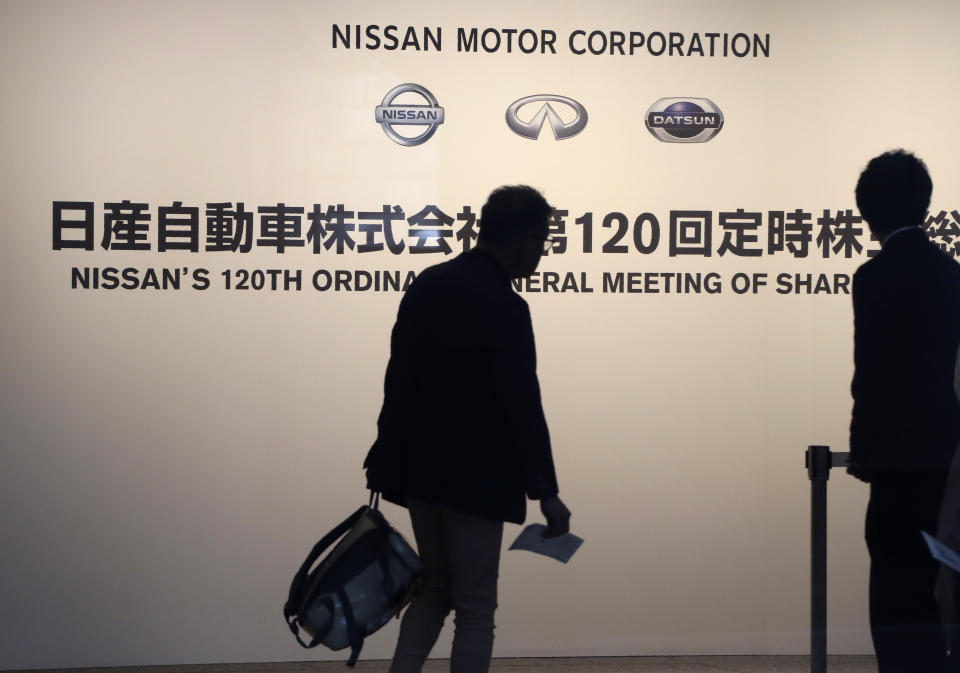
881, 225, 918, 247
467, 247, 511, 285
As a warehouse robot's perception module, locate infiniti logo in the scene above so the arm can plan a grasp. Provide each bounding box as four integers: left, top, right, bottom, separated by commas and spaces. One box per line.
505, 95, 588, 141
375, 83, 445, 146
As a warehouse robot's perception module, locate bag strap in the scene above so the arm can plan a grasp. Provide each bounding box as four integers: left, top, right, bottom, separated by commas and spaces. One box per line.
369, 490, 381, 510
283, 505, 367, 625
338, 586, 366, 667
287, 596, 336, 649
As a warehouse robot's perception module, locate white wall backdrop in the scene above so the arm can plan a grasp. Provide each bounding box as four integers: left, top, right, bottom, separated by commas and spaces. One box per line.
2, 0, 959, 668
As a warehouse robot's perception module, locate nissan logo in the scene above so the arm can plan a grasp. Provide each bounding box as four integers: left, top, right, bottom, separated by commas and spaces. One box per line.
375, 83, 445, 147
505, 94, 588, 141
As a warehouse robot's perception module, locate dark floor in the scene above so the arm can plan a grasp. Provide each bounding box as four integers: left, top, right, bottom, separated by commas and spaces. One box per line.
8, 656, 878, 673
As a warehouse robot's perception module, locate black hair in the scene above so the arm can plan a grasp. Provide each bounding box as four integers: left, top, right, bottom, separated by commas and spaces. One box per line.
855, 150, 932, 235
477, 185, 552, 246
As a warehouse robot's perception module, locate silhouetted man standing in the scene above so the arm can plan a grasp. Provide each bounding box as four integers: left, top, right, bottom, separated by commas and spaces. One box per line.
848, 151, 960, 673
364, 185, 571, 673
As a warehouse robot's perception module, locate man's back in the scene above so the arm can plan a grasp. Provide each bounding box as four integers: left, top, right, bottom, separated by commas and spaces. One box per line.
850, 227, 960, 472
366, 248, 557, 524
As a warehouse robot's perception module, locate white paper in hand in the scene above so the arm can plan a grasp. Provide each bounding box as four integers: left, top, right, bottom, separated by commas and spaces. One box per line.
922, 531, 960, 573
509, 524, 583, 563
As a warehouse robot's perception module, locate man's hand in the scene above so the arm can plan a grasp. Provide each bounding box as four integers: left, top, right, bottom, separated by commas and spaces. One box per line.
846, 458, 872, 483
540, 495, 571, 538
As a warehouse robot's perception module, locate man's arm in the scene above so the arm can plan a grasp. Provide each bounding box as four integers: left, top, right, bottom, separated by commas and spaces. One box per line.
364, 289, 419, 494
492, 300, 559, 500
848, 265, 894, 480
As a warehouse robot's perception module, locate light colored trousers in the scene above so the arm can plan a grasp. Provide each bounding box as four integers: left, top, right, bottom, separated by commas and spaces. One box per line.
390, 499, 504, 673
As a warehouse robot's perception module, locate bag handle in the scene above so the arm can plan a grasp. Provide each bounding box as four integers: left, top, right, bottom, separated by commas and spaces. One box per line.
283, 504, 367, 624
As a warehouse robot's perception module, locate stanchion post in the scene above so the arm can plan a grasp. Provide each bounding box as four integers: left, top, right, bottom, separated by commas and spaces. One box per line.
805, 446, 851, 673
807, 445, 831, 673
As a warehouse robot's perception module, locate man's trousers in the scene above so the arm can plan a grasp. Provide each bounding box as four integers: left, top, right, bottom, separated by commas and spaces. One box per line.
390, 499, 504, 673
867, 474, 950, 673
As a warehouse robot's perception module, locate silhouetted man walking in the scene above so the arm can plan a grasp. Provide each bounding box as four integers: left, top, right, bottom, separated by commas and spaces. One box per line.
364, 185, 571, 673
848, 151, 960, 673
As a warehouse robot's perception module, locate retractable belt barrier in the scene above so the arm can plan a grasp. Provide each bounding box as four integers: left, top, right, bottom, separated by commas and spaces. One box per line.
805, 445, 850, 673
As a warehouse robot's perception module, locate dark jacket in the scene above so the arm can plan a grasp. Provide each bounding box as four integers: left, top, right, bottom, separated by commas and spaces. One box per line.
364, 249, 559, 523
850, 227, 960, 474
